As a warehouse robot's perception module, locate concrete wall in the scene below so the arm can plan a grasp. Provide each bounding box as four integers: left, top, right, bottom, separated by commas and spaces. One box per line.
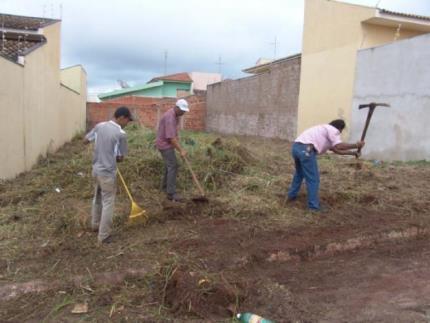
206, 55, 301, 140
350, 33, 430, 161
297, 0, 426, 138
0, 22, 87, 179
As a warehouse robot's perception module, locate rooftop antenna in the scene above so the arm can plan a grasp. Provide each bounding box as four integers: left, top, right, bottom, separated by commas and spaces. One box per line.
163, 50, 168, 75
43, 4, 47, 18
375, 0, 382, 8
215, 55, 224, 76
51, 3, 54, 18
269, 36, 278, 59
117, 80, 130, 88
59, 3, 63, 19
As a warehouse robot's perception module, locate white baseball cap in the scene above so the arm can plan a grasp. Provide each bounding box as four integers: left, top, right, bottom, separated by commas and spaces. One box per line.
176, 99, 189, 112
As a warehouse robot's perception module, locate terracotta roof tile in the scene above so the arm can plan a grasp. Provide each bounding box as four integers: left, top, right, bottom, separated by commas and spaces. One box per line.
150, 72, 192, 83
0, 13, 59, 30
0, 31, 46, 62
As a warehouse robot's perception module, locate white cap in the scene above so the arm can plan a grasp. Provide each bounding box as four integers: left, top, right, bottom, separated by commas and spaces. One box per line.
176, 99, 189, 112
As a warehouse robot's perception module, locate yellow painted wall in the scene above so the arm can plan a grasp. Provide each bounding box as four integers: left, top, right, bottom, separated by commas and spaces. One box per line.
361, 23, 423, 48
61, 65, 86, 94
0, 22, 87, 179
0, 59, 25, 177
297, 0, 427, 138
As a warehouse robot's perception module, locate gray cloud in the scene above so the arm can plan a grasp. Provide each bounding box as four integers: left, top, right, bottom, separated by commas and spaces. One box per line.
1, 0, 429, 91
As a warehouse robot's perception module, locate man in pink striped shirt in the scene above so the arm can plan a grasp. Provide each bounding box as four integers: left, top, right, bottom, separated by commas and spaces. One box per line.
287, 119, 365, 211
156, 99, 189, 202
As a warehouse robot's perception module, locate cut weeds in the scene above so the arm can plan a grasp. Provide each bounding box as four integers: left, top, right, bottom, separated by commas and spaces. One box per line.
1, 125, 430, 322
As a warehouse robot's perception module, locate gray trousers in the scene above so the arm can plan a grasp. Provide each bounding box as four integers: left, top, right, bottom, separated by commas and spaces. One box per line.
160, 148, 178, 196
91, 175, 116, 242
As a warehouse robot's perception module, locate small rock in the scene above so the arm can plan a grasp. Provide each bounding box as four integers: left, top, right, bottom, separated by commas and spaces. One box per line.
71, 303, 88, 314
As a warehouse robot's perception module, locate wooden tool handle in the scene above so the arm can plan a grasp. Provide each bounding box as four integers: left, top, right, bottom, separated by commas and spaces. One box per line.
117, 168, 134, 202
357, 107, 375, 156
183, 156, 206, 196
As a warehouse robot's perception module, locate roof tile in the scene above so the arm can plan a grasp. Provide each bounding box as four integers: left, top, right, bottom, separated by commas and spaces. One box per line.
0, 13, 59, 30
150, 72, 192, 83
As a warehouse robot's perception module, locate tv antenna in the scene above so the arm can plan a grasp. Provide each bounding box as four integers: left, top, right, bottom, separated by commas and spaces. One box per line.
269, 36, 278, 59
215, 55, 224, 75
163, 50, 168, 75
117, 80, 130, 88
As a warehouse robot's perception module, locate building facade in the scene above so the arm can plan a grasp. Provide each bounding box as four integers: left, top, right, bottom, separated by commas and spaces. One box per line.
0, 13, 87, 179
297, 0, 430, 137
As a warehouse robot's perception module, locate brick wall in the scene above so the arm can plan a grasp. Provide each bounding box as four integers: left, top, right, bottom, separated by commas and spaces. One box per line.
207, 55, 301, 140
87, 94, 206, 131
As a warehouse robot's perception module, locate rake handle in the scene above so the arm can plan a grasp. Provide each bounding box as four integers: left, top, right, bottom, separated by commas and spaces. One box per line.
182, 155, 206, 197
117, 168, 134, 202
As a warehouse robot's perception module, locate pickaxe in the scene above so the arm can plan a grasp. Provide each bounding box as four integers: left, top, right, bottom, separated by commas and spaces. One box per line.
356, 102, 390, 157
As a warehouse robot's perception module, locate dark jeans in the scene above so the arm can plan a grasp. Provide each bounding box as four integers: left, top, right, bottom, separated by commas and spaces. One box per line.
160, 148, 178, 196
288, 142, 320, 210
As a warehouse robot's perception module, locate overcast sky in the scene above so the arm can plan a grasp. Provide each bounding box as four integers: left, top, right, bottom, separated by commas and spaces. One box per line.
1, 0, 429, 93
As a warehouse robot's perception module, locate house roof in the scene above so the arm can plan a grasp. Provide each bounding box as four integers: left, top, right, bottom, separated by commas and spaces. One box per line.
0, 13, 59, 31
149, 72, 192, 83
98, 81, 164, 100
0, 13, 58, 63
0, 31, 46, 62
378, 9, 430, 22
242, 53, 301, 74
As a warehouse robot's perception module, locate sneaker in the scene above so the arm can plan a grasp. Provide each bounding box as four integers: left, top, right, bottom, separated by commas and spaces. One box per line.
309, 206, 328, 214
100, 235, 113, 244
167, 194, 184, 203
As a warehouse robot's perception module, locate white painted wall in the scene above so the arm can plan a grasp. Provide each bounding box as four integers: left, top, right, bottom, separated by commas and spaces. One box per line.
350, 33, 430, 161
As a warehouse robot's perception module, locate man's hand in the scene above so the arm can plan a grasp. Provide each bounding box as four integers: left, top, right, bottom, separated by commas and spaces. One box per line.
179, 149, 187, 158
356, 141, 365, 149
116, 155, 124, 162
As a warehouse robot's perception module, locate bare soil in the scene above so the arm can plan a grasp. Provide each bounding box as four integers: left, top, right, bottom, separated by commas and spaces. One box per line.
1, 129, 430, 322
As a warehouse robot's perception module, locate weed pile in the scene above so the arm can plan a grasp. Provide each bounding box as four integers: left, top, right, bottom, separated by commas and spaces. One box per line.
0, 125, 257, 251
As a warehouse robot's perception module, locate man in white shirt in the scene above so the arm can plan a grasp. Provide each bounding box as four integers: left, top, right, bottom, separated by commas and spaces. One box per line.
84, 106, 132, 243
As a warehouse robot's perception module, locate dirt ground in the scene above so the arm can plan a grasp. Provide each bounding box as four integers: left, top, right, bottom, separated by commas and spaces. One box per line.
1, 127, 430, 322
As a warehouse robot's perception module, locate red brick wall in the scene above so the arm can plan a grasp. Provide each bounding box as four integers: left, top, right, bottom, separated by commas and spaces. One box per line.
86, 94, 206, 131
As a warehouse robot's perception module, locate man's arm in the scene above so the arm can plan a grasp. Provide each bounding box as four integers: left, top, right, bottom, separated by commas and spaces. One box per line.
170, 137, 187, 157
116, 135, 128, 163
331, 141, 365, 156
83, 126, 97, 145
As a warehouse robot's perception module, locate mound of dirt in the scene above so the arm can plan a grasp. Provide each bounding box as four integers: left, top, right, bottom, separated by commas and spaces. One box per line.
158, 265, 246, 318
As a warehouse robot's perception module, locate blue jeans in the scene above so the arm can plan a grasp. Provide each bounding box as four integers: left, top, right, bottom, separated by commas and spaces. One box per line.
288, 142, 320, 210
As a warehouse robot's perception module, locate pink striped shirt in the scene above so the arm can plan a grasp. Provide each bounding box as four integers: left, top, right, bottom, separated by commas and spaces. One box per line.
295, 124, 342, 154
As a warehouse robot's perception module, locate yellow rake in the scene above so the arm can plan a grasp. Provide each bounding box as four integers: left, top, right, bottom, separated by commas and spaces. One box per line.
117, 168, 147, 223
